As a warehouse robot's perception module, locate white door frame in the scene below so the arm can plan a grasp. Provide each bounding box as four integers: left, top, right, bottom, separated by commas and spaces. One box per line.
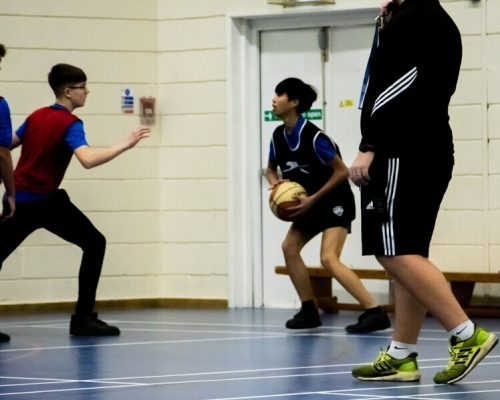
226, 7, 377, 308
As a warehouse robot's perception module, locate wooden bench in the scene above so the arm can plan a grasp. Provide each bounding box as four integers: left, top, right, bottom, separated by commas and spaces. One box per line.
275, 266, 500, 317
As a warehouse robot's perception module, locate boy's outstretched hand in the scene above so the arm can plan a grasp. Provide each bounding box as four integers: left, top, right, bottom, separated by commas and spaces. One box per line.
126, 127, 151, 149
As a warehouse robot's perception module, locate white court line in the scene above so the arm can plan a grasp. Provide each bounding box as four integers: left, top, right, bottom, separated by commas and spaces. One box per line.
326, 395, 452, 400
2, 322, 451, 345
335, 390, 500, 400
320, 379, 500, 399
3, 319, 289, 330
0, 370, 352, 397
2, 317, 470, 335
90, 361, 500, 385
113, 320, 295, 329
323, 394, 392, 399
0, 376, 72, 384
325, 396, 495, 400
0, 379, 142, 389
10, 324, 293, 336
107, 320, 465, 336
204, 378, 500, 400
93, 363, 370, 382
2, 364, 372, 389
4, 363, 500, 393
0, 383, 146, 397
0, 333, 306, 353
114, 327, 289, 335
91, 359, 500, 383
3, 321, 294, 336
1, 362, 500, 398
398, 397, 456, 400
4, 316, 479, 349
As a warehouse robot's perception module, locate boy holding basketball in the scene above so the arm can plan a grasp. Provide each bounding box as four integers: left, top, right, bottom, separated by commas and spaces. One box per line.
0, 63, 150, 337
266, 77, 390, 332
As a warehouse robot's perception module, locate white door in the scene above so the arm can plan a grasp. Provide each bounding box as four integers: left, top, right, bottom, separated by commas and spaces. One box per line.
260, 25, 377, 309
260, 28, 325, 309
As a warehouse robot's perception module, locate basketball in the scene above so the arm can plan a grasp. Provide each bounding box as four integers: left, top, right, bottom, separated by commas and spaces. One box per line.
269, 181, 307, 221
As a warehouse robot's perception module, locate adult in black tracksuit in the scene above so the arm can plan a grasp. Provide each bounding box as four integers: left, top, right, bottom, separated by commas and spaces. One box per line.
350, 0, 497, 384
266, 77, 390, 332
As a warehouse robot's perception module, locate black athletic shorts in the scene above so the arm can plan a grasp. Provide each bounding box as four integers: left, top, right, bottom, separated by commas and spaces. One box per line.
292, 195, 355, 236
360, 154, 453, 257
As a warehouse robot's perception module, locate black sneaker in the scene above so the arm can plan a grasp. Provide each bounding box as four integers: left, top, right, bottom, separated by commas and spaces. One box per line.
70, 313, 120, 336
0, 332, 10, 342
285, 307, 322, 329
345, 308, 391, 334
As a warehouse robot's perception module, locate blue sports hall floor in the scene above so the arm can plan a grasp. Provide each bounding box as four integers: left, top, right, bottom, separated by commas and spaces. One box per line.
0, 308, 499, 399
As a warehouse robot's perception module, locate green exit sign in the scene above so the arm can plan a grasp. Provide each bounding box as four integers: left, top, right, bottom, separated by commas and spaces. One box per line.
264, 109, 323, 122
304, 109, 322, 120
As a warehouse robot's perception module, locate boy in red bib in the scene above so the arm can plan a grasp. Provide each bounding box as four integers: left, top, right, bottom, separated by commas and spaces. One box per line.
0, 63, 150, 337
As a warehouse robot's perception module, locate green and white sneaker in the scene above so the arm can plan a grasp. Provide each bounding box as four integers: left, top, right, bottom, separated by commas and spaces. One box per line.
352, 350, 421, 382
433, 326, 498, 384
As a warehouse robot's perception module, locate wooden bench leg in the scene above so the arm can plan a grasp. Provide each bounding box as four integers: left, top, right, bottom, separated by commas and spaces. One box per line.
450, 281, 475, 309
317, 297, 339, 313
310, 276, 338, 313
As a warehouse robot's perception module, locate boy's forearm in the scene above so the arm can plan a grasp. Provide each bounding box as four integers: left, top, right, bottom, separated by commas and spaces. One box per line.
312, 168, 348, 202
266, 167, 279, 185
74, 142, 129, 169
74, 127, 149, 169
0, 147, 15, 195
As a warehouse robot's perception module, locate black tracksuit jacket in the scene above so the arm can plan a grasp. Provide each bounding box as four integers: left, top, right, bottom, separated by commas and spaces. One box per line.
360, 0, 462, 159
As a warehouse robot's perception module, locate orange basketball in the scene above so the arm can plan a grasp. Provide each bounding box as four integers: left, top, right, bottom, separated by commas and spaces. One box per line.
269, 181, 307, 221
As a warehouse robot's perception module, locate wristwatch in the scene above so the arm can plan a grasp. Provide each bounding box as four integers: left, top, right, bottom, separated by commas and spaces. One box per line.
359, 142, 375, 153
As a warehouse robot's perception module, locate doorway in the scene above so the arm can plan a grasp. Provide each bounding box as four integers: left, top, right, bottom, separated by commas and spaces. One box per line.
227, 8, 379, 309
259, 25, 376, 308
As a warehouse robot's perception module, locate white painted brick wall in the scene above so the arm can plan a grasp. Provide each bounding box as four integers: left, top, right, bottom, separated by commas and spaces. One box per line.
0, 0, 161, 305
161, 243, 227, 275
2, 0, 500, 306
161, 114, 226, 146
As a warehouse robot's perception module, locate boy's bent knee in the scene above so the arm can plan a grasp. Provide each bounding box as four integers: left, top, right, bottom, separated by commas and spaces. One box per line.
82, 230, 106, 251
282, 240, 300, 259
320, 253, 341, 271
93, 231, 106, 248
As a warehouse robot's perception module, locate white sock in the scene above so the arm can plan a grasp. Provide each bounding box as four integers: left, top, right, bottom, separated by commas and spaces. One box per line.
448, 320, 475, 341
386, 340, 417, 360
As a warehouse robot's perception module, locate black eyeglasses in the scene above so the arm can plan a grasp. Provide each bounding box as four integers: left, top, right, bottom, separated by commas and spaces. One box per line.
67, 85, 87, 90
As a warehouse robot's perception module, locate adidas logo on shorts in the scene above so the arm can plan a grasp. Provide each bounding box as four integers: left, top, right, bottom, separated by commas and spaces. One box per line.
365, 201, 374, 210
333, 206, 344, 216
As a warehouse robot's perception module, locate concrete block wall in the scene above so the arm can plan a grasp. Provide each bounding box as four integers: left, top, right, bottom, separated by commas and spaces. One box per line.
1, 0, 500, 306
156, 0, 239, 300
0, 0, 161, 304
487, 0, 500, 277
429, 0, 497, 281
429, 0, 485, 272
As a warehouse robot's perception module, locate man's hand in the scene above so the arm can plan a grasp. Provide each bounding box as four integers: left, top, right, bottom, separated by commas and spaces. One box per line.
1, 194, 15, 220
349, 151, 374, 187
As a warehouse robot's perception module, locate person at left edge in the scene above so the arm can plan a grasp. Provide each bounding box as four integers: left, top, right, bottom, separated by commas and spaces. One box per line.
0, 43, 16, 343
0, 63, 150, 337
